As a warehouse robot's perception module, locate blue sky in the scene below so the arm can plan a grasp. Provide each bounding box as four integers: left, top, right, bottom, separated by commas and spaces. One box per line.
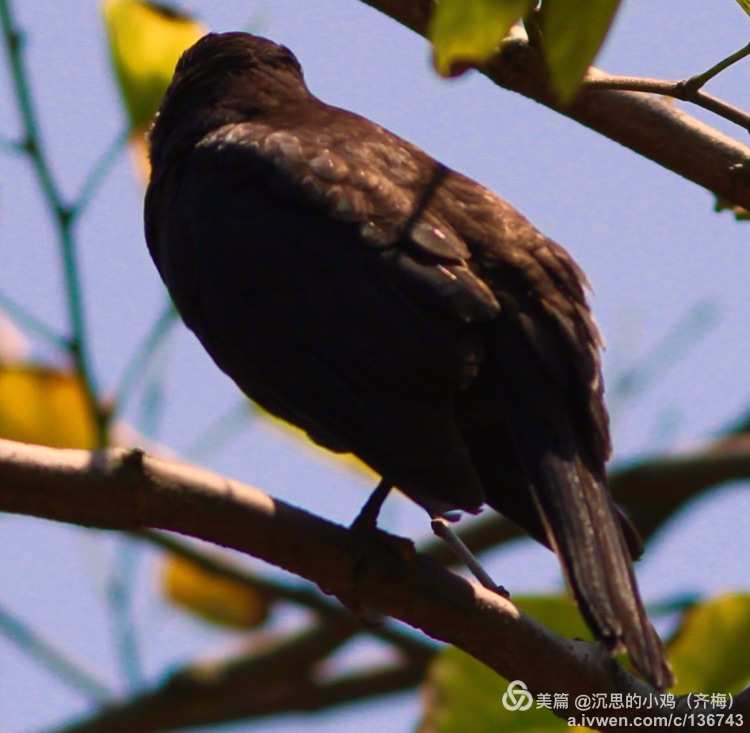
1, 1, 749, 731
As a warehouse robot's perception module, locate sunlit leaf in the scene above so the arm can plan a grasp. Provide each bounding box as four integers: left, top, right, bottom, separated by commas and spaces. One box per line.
0, 365, 97, 448
514, 595, 593, 639
667, 593, 750, 694
162, 553, 271, 629
418, 596, 589, 732
102, 0, 205, 131
430, 0, 535, 77
102, 0, 205, 181
736, 0, 750, 17
540, 0, 622, 103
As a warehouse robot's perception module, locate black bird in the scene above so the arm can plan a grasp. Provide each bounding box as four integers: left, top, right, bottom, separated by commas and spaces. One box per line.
145, 31, 673, 689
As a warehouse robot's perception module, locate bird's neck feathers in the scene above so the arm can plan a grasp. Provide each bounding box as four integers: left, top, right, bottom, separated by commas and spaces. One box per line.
149, 63, 308, 173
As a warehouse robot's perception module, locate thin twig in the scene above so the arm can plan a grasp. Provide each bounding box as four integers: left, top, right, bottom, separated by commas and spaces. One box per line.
0, 290, 69, 350
359, 1, 750, 211
138, 366, 170, 439
182, 398, 255, 459
72, 128, 129, 217
680, 41, 750, 93
107, 537, 143, 690
0, 600, 113, 701
583, 73, 750, 132
0, 0, 107, 443
0, 134, 23, 153
646, 592, 702, 619
114, 301, 177, 419
608, 300, 720, 413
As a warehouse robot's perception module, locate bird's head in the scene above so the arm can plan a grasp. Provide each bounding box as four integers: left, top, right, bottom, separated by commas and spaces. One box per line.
173, 32, 303, 88
149, 32, 307, 170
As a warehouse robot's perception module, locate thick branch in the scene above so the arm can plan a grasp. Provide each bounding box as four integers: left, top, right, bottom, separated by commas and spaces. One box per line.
51, 612, 425, 733
1, 438, 664, 731
358, 0, 750, 211
423, 431, 750, 565
135, 529, 435, 658
608, 433, 750, 538
54, 655, 426, 733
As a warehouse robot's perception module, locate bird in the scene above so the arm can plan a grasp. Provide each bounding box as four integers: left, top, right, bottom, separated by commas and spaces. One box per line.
145, 31, 673, 690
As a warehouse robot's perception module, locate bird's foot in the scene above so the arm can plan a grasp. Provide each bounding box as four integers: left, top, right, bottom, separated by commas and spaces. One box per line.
430, 515, 510, 598
345, 502, 416, 616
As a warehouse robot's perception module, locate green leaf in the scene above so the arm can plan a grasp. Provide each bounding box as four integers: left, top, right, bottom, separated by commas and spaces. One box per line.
667, 593, 750, 694
418, 596, 589, 732
736, 0, 750, 17
102, 0, 205, 131
429, 0, 535, 77
514, 595, 593, 640
539, 0, 622, 103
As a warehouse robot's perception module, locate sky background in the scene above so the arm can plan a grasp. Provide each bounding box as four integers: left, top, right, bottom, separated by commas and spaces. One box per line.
1, 0, 749, 731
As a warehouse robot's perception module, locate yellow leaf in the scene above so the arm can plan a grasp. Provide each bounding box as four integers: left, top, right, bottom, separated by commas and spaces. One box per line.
102, 0, 205, 131
667, 593, 750, 694
162, 553, 271, 629
429, 0, 535, 77
540, 0, 622, 103
0, 365, 97, 448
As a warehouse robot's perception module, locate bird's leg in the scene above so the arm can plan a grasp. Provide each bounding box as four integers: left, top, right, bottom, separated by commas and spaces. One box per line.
430, 515, 509, 598
350, 479, 392, 532
346, 479, 413, 620
349, 478, 415, 564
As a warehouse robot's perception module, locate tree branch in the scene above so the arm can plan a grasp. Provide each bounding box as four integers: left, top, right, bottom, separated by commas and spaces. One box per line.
358, 0, 750, 211
0, 600, 113, 702
0, 289, 68, 350
422, 431, 750, 565
113, 301, 177, 420
583, 74, 750, 133
1, 438, 669, 730
680, 41, 750, 94
72, 128, 129, 217
134, 529, 435, 659
0, 0, 107, 442
49, 537, 432, 732
52, 646, 426, 733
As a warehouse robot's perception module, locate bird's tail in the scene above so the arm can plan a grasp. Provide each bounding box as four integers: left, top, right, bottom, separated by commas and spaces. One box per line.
513, 420, 674, 689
